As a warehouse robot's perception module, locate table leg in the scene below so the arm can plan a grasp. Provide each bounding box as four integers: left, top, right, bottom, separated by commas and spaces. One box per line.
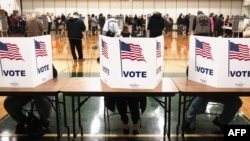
78, 96, 83, 136
72, 96, 76, 139
168, 96, 171, 141
181, 96, 187, 141
176, 94, 181, 136
62, 94, 70, 137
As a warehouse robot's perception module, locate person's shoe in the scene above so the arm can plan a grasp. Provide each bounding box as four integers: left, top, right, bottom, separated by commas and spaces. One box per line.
78, 58, 85, 62
212, 117, 224, 131
184, 119, 195, 131
123, 129, 129, 134
15, 123, 28, 134
78, 59, 85, 64
132, 124, 140, 135
123, 124, 129, 134
133, 130, 139, 135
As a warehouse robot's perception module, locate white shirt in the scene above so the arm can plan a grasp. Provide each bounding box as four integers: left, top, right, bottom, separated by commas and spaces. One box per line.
102, 18, 119, 33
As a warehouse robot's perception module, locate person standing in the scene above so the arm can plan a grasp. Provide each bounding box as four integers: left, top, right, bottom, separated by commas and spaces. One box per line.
25, 13, 43, 37
102, 15, 119, 36
98, 13, 106, 35
192, 11, 210, 36
97, 15, 119, 62
90, 14, 98, 36
147, 11, 165, 37
46, 12, 52, 34
66, 12, 86, 63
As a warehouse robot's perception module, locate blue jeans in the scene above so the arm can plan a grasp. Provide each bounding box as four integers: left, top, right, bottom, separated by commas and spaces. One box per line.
186, 96, 242, 124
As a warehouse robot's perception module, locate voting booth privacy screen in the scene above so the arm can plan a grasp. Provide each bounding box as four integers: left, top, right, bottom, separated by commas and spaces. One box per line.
188, 35, 250, 88
0, 35, 53, 87
99, 35, 164, 89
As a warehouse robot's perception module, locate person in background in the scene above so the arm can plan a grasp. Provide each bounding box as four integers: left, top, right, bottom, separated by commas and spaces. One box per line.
242, 18, 250, 38
46, 12, 52, 34
98, 13, 106, 35
209, 12, 215, 36
25, 12, 43, 37
66, 11, 86, 63
90, 14, 98, 36
192, 10, 210, 36
97, 15, 119, 63
121, 24, 131, 37
147, 11, 165, 37
102, 15, 119, 36
176, 13, 184, 36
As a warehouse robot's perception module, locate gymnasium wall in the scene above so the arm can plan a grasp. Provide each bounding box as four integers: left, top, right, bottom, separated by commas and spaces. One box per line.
1, 0, 248, 22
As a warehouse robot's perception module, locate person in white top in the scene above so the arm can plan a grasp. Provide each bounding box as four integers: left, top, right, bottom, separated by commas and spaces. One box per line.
46, 12, 52, 34
102, 15, 120, 36
242, 19, 250, 38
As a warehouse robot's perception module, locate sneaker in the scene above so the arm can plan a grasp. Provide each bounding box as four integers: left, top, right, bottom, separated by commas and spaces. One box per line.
78, 58, 85, 62
15, 123, 28, 134
132, 124, 140, 135
212, 117, 224, 131
184, 119, 195, 131
122, 124, 129, 134
78, 59, 85, 64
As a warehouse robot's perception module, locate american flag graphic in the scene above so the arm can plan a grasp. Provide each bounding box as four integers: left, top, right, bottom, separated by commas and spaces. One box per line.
102, 39, 109, 59
0, 41, 24, 61
120, 41, 146, 62
35, 40, 48, 57
156, 41, 161, 58
229, 41, 250, 61
195, 38, 213, 60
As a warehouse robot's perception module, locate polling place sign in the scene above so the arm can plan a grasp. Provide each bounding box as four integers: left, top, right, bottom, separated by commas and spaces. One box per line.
0, 35, 53, 87
99, 35, 164, 89
188, 35, 250, 88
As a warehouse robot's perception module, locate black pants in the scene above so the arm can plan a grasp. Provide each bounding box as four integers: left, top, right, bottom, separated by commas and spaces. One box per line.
68, 38, 83, 61
115, 97, 140, 124
4, 96, 52, 124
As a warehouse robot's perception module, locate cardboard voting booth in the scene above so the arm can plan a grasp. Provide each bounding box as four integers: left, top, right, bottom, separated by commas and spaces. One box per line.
188, 35, 250, 88
99, 35, 164, 89
0, 35, 53, 87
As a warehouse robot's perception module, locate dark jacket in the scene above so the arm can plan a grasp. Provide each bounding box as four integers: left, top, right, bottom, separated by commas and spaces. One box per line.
147, 12, 165, 37
66, 17, 86, 39
105, 96, 147, 114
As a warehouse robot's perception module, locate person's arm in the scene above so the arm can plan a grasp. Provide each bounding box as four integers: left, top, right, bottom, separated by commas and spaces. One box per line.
193, 17, 196, 31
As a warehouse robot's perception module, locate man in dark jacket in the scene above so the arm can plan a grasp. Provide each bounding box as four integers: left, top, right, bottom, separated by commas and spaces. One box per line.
66, 12, 86, 63
147, 11, 165, 37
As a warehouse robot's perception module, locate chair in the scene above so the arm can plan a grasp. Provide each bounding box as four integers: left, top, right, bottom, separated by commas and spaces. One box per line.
231, 15, 244, 38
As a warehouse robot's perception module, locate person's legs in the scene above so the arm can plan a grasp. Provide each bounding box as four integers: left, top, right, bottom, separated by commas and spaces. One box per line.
115, 97, 129, 124
4, 96, 33, 124
33, 96, 53, 126
186, 96, 209, 123
68, 39, 77, 61
210, 96, 242, 125
127, 97, 140, 134
127, 97, 140, 124
115, 97, 129, 134
75, 39, 83, 60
